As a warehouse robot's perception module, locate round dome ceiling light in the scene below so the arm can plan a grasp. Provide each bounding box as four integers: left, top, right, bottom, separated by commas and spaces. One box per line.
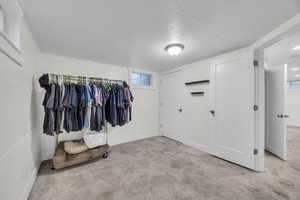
165, 43, 184, 56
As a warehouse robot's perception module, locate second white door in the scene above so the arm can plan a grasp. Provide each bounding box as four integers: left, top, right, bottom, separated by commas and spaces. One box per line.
265, 65, 287, 160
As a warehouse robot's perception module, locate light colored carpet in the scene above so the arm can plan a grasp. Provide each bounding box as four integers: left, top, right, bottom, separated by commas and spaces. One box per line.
29, 127, 300, 200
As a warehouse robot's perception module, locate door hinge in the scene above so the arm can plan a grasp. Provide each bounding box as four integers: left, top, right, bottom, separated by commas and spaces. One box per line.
253, 148, 258, 155
253, 105, 258, 111
253, 60, 259, 67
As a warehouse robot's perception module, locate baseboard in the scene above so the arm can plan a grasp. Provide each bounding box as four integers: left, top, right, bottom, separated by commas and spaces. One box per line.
162, 134, 209, 154
109, 133, 159, 146
19, 163, 40, 200
161, 134, 183, 144
158, 132, 164, 136
182, 139, 208, 153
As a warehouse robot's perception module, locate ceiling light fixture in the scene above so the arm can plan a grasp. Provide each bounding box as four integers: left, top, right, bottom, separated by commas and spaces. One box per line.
293, 46, 300, 50
165, 43, 184, 56
294, 74, 300, 78
291, 67, 299, 71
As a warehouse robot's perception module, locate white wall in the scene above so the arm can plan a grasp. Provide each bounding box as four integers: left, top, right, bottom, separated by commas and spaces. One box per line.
287, 88, 300, 126
0, 20, 41, 200
160, 60, 210, 152
35, 53, 160, 160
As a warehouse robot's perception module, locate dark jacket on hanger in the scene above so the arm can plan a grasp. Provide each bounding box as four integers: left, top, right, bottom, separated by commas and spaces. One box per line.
39, 74, 49, 90
105, 85, 118, 127
76, 85, 85, 130
63, 85, 80, 132
54, 84, 62, 134
116, 86, 126, 126
43, 84, 56, 135
98, 84, 107, 131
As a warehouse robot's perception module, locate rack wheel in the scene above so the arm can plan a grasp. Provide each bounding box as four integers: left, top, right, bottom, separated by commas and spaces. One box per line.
103, 151, 109, 159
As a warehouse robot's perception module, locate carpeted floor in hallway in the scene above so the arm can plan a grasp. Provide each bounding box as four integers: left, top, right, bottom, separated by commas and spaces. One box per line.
29, 126, 300, 200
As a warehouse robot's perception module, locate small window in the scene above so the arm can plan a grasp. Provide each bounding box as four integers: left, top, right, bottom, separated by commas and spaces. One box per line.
130, 72, 152, 87
288, 81, 300, 89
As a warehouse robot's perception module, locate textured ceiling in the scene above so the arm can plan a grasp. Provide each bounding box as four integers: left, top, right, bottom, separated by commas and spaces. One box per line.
19, 0, 300, 71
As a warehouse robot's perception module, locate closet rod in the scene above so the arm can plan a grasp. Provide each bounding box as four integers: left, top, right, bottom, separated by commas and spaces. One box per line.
48, 73, 124, 84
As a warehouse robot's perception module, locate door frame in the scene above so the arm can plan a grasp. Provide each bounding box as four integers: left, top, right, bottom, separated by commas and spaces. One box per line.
251, 13, 300, 172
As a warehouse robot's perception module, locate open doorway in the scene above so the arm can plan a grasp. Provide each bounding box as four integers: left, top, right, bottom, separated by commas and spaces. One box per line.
263, 24, 300, 170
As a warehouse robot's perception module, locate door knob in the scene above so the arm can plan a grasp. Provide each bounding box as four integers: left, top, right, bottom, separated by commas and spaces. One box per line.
210, 110, 215, 116
178, 108, 183, 112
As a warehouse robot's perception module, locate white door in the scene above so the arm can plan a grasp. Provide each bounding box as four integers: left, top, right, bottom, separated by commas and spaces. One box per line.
265, 65, 287, 160
210, 51, 256, 170
160, 71, 184, 141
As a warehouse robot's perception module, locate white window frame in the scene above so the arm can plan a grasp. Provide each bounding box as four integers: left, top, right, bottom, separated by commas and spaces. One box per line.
0, 0, 23, 66
129, 68, 157, 90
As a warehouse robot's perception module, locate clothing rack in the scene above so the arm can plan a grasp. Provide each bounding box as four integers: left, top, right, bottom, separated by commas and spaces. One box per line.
46, 73, 127, 147
40, 73, 133, 169
47, 73, 125, 85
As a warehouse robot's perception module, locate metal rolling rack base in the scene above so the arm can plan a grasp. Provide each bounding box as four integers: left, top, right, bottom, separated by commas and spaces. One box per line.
52, 123, 110, 170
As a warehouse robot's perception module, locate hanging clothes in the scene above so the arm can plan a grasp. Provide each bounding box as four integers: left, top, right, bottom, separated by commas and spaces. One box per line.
105, 83, 134, 127
90, 84, 105, 131
76, 85, 85, 130
39, 74, 134, 136
116, 85, 126, 126
105, 85, 118, 127
97, 83, 107, 131
63, 84, 72, 132
54, 84, 62, 134
41, 83, 56, 136
82, 85, 93, 131
124, 85, 134, 122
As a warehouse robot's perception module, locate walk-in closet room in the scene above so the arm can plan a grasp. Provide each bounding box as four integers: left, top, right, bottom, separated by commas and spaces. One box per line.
1, 0, 300, 200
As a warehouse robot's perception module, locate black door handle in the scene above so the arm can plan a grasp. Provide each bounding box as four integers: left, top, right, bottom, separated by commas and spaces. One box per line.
210, 110, 215, 116
277, 114, 283, 118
